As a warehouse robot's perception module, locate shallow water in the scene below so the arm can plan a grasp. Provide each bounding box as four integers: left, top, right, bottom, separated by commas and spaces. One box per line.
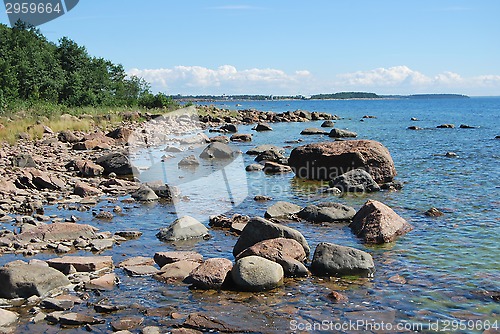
3, 98, 499, 333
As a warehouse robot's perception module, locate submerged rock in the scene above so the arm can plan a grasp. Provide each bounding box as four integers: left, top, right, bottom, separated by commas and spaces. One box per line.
437, 124, 455, 128
264, 201, 302, 219
231, 256, 284, 291
288, 140, 396, 183
424, 207, 444, 217
300, 128, 328, 135
350, 200, 413, 244
311, 242, 375, 277
156, 216, 209, 241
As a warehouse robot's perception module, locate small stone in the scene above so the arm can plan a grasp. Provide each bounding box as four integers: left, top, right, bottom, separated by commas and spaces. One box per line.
95, 211, 113, 220
327, 291, 349, 302
110, 317, 144, 331
254, 195, 272, 201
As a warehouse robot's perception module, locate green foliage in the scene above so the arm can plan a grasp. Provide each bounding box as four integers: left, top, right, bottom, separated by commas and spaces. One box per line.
139, 92, 177, 109
0, 22, 169, 112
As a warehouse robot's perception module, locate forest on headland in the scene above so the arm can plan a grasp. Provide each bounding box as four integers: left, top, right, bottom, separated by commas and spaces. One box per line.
0, 22, 177, 114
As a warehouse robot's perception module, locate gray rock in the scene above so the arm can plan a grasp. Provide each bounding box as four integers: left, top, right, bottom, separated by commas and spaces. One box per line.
178, 155, 200, 167
437, 124, 455, 128
231, 256, 284, 291
264, 201, 302, 219
321, 120, 335, 127
154, 251, 203, 267
329, 168, 381, 193
144, 181, 180, 201
220, 124, 237, 133
131, 185, 159, 202
199, 142, 235, 159
246, 145, 284, 156
298, 202, 356, 223
0, 263, 71, 298
156, 216, 209, 241
311, 242, 375, 277
254, 123, 273, 131
329, 128, 358, 138
233, 217, 310, 257
96, 152, 138, 176
300, 128, 328, 135
41, 297, 75, 311
245, 164, 264, 172
255, 150, 286, 164
263, 162, 292, 174
0, 309, 18, 327
12, 154, 37, 168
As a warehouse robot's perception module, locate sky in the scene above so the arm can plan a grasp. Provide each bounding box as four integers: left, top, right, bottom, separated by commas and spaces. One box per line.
1, 0, 500, 96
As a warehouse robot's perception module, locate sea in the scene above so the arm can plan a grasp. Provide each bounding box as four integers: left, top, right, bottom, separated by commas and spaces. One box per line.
7, 97, 500, 333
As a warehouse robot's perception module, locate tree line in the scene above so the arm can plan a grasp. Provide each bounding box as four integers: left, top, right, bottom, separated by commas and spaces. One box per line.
0, 22, 175, 112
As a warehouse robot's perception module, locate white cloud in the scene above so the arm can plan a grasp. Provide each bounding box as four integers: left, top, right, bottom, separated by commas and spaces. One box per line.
128, 65, 500, 96
128, 65, 313, 95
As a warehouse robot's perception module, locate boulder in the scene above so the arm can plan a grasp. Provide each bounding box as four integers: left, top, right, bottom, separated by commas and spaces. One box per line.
263, 162, 292, 174
12, 154, 37, 168
0, 263, 70, 298
154, 251, 203, 267
144, 181, 180, 201
298, 202, 356, 223
58, 130, 82, 143
264, 201, 302, 219
321, 120, 335, 127
74, 181, 101, 197
209, 135, 230, 143
110, 317, 144, 331
178, 155, 200, 167
310, 242, 375, 277
255, 150, 286, 164
123, 265, 159, 276
329, 128, 358, 138
288, 140, 396, 183
156, 260, 201, 282
131, 185, 159, 201
350, 200, 413, 244
156, 216, 209, 241
85, 273, 117, 290
300, 128, 328, 135
185, 258, 233, 289
231, 256, 284, 291
246, 145, 284, 156
236, 238, 307, 277
106, 127, 133, 142
0, 309, 18, 327
199, 142, 235, 159
233, 217, 310, 257
15, 222, 97, 243
47, 256, 114, 273
437, 124, 455, 128
230, 133, 252, 142
459, 124, 476, 129
118, 257, 155, 268
245, 164, 264, 172
96, 152, 138, 176
329, 168, 381, 193
69, 160, 104, 177
57, 312, 105, 326
220, 124, 237, 133
254, 123, 273, 131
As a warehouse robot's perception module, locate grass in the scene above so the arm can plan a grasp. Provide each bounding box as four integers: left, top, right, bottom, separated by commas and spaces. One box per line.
0, 100, 179, 145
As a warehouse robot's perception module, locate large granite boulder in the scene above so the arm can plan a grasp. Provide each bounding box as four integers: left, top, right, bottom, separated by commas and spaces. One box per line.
310, 243, 375, 277
350, 200, 413, 244
231, 256, 283, 291
233, 217, 310, 257
288, 140, 396, 183
0, 262, 71, 298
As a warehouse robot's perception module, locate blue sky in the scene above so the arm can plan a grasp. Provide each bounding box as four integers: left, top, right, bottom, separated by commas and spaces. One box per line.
1, 0, 499, 95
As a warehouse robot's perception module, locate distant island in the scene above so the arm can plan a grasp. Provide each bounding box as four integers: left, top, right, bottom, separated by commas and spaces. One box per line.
172, 92, 470, 102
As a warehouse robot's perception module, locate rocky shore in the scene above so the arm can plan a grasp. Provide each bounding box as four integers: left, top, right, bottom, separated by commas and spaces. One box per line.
0, 105, 417, 333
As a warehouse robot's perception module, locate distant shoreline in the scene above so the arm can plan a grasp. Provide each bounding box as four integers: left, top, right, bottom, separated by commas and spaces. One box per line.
173, 93, 471, 103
